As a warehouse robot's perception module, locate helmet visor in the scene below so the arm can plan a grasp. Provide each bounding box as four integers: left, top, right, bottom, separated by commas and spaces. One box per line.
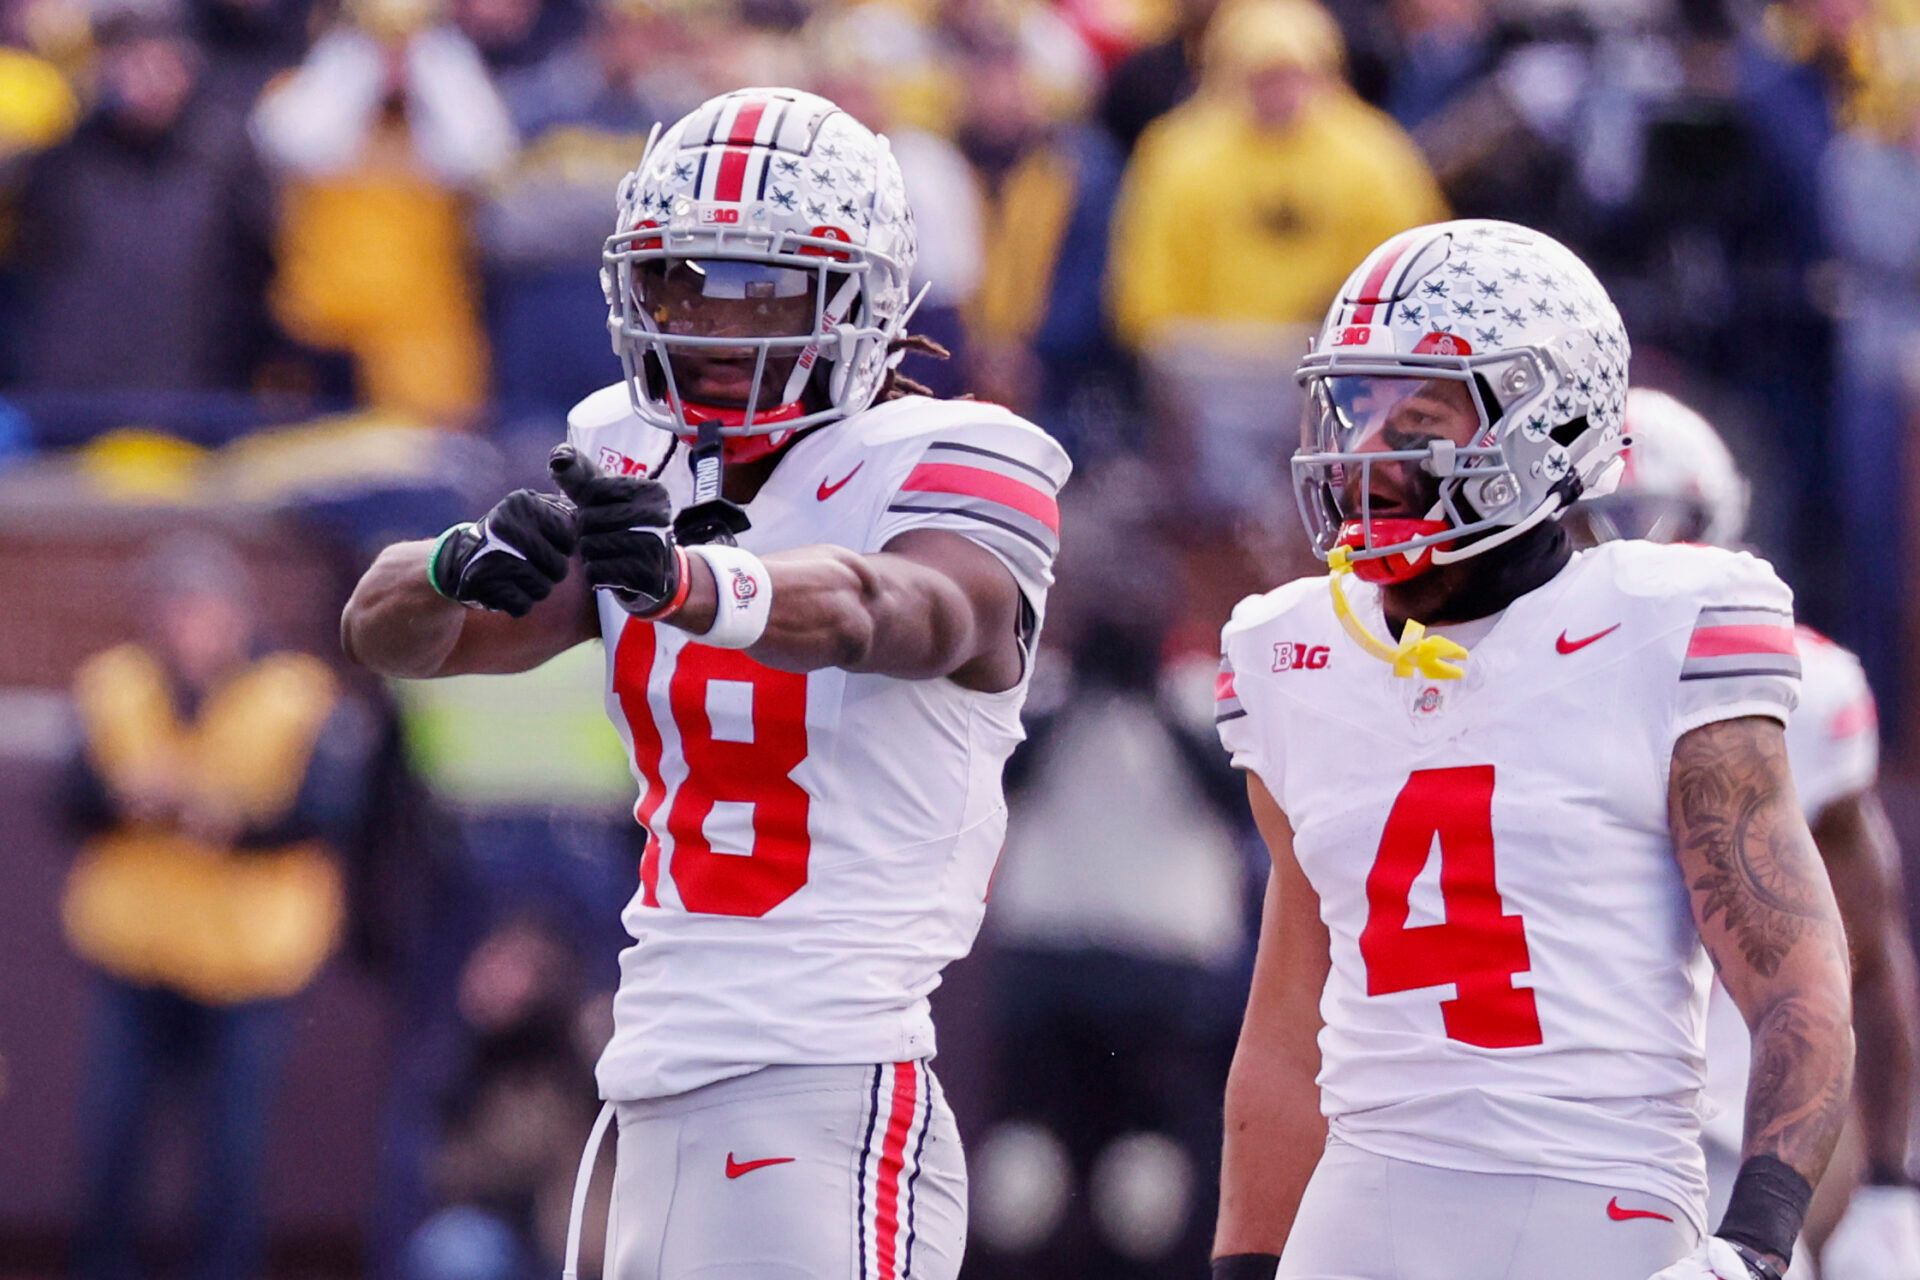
636, 259, 818, 336
604, 210, 905, 437
1301, 374, 1491, 519
621, 256, 844, 423
1292, 371, 1515, 563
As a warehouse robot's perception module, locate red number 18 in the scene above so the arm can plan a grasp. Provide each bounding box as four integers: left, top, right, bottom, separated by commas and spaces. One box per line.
616, 624, 812, 918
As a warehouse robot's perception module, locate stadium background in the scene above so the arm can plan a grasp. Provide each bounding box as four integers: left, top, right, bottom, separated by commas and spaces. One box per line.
2, 0, 1919, 1275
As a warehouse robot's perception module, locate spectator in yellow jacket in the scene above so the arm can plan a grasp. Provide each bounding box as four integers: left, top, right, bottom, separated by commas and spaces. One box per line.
1108, 0, 1446, 351
62, 534, 373, 1280
250, 0, 517, 426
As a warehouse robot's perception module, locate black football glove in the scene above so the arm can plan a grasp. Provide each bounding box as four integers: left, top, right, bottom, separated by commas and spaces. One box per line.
429, 489, 579, 618
548, 444, 686, 617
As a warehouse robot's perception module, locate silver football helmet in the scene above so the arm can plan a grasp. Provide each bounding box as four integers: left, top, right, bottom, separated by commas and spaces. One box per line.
1293, 219, 1631, 583
602, 87, 922, 456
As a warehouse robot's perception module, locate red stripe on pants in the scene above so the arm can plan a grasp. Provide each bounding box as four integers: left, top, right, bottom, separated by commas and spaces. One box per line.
874, 1062, 918, 1280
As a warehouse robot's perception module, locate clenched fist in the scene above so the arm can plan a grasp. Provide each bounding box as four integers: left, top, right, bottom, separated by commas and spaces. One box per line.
548, 444, 688, 618
429, 489, 578, 618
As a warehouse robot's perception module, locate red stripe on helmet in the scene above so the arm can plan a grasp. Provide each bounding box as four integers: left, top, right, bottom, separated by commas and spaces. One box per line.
714, 146, 751, 202
1350, 233, 1419, 325
727, 98, 767, 145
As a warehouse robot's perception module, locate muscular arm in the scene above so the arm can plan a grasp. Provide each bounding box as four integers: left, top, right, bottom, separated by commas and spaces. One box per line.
1215, 774, 1330, 1260
1816, 787, 1919, 1175
341, 539, 596, 678
669, 528, 1027, 692
1669, 717, 1855, 1193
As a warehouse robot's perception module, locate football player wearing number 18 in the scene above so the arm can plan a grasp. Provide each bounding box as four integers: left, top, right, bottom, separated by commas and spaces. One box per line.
1209, 221, 1854, 1280
341, 88, 1070, 1280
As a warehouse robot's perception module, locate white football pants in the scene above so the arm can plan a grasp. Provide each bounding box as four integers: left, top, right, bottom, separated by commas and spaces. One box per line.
1277, 1139, 1698, 1279
581, 1060, 966, 1280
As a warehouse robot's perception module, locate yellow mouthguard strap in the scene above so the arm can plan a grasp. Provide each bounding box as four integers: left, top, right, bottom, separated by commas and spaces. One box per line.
1326, 547, 1469, 681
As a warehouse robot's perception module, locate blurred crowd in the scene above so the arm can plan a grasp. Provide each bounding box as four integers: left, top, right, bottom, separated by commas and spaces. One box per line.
2, 0, 1918, 689
6, 0, 1920, 1275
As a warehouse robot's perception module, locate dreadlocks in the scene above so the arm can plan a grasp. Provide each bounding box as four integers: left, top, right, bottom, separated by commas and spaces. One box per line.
878, 332, 952, 401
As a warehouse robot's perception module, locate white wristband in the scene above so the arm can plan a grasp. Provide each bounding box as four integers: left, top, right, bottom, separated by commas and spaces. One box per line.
687, 544, 773, 648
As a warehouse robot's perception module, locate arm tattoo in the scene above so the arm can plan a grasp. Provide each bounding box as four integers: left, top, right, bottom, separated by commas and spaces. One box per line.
1743, 994, 1852, 1168
1671, 719, 1835, 978
1671, 717, 1854, 1182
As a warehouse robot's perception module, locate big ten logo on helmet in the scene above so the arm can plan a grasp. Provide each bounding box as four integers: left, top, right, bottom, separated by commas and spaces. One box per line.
1272, 642, 1331, 672
598, 447, 650, 477
697, 205, 742, 225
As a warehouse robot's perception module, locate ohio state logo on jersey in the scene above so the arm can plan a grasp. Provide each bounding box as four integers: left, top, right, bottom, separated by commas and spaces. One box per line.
1273, 642, 1331, 672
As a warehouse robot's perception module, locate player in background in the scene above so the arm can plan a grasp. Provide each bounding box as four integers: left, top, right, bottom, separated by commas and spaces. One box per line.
1210, 219, 1853, 1280
1569, 388, 1920, 1279
341, 88, 1070, 1280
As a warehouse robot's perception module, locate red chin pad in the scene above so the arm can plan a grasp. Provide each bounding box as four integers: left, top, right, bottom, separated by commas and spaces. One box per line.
1336, 518, 1453, 584
676, 401, 807, 466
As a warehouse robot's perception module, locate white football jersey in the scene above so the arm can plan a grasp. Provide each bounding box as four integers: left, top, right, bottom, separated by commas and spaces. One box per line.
568, 387, 1071, 1101
1216, 540, 1801, 1233
1701, 625, 1879, 1151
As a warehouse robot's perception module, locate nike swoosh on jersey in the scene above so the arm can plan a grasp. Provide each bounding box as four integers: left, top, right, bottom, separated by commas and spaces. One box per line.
817, 463, 864, 501
1605, 1196, 1674, 1223
725, 1154, 796, 1179
1556, 623, 1622, 655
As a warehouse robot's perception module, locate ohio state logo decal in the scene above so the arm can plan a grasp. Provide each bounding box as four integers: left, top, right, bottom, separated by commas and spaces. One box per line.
1412, 331, 1472, 356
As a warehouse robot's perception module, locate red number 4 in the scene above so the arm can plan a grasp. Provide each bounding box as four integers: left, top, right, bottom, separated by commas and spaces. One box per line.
1359, 766, 1542, 1049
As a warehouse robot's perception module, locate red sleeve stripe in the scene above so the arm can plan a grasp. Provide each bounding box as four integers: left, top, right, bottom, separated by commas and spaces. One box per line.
901, 462, 1060, 534
1687, 623, 1797, 659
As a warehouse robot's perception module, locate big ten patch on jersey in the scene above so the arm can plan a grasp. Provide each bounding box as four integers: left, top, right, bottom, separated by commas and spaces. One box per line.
569, 383, 679, 481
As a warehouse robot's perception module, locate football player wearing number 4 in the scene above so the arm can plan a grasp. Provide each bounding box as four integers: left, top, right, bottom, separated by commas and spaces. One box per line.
342, 88, 1070, 1280
1210, 221, 1853, 1280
